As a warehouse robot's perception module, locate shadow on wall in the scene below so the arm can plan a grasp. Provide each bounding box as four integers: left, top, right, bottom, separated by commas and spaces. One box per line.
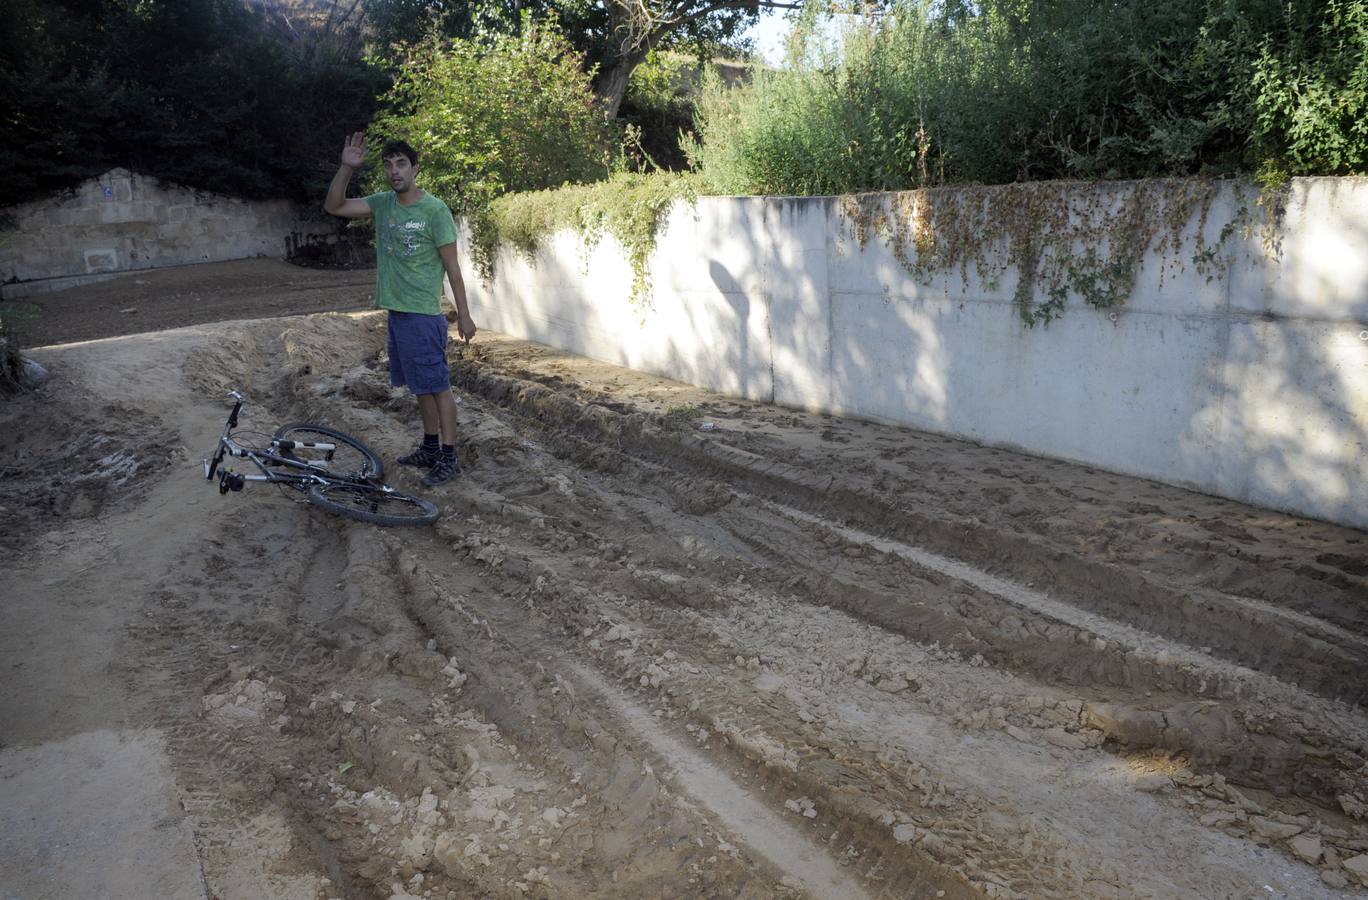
709, 262, 752, 399
462, 181, 1368, 530
651, 198, 772, 399
1190, 184, 1368, 525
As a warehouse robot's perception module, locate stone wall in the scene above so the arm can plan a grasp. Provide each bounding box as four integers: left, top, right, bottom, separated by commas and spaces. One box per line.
460, 178, 1368, 529
1, 169, 338, 298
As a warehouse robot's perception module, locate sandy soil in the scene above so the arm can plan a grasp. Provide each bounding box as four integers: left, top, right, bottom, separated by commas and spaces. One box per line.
2, 262, 1367, 899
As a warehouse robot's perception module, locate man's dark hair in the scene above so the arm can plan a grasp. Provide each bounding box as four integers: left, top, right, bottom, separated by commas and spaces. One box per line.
381, 140, 418, 167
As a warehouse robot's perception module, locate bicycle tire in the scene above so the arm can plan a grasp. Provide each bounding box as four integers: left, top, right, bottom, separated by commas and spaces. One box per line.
306, 482, 439, 527
273, 423, 383, 480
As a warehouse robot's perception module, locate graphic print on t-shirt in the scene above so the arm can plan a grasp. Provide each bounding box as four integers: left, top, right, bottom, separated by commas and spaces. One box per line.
381, 216, 427, 259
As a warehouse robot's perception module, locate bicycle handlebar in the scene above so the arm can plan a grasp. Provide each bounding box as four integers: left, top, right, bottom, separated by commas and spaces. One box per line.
204, 390, 247, 481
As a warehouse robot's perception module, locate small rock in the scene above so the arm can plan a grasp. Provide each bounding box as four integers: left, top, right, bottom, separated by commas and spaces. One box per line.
1199, 811, 1237, 828
1321, 869, 1349, 889
892, 824, 918, 844
1133, 774, 1171, 793
1288, 834, 1322, 865
875, 676, 910, 693
1339, 793, 1368, 820
19, 357, 48, 388
1343, 854, 1368, 887
1041, 728, 1089, 750
1250, 815, 1303, 840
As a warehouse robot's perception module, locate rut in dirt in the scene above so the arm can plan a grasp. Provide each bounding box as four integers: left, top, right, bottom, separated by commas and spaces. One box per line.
105, 313, 1368, 899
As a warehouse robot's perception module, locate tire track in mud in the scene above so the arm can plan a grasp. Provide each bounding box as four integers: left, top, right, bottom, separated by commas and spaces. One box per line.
449, 357, 1368, 708
445, 361, 1368, 717
408, 487, 1351, 898
433, 344, 1368, 895
102, 315, 1368, 898
567, 661, 872, 900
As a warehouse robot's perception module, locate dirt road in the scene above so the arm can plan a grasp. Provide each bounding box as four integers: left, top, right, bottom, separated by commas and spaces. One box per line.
2, 258, 374, 346
2, 265, 1367, 898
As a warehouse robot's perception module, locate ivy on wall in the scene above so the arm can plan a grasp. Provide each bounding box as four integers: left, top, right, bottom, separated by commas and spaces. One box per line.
472, 172, 702, 305
838, 178, 1273, 326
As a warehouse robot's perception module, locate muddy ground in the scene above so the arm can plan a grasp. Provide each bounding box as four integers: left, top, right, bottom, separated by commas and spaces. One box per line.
2, 261, 1367, 899
2, 258, 374, 346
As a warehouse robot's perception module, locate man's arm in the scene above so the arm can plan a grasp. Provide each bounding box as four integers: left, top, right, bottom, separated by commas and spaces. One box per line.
324, 132, 373, 219
438, 242, 477, 342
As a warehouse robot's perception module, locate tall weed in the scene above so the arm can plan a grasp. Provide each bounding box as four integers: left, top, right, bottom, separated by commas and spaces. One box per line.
689, 0, 1368, 195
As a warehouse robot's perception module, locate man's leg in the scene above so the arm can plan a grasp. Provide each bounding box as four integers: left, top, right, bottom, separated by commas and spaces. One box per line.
413, 391, 459, 442
419, 389, 462, 486
434, 390, 459, 443
398, 392, 442, 467
416, 392, 441, 436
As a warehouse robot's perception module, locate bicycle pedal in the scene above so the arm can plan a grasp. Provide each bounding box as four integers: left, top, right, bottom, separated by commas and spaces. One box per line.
218, 471, 245, 494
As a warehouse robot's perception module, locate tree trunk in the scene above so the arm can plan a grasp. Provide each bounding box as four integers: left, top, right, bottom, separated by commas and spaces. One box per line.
594, 55, 645, 119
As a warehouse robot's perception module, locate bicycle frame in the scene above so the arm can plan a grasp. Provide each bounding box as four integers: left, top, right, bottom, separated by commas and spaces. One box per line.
204, 391, 368, 493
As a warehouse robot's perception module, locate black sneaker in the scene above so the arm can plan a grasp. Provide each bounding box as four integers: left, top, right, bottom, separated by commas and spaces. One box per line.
398, 444, 440, 467
422, 453, 462, 486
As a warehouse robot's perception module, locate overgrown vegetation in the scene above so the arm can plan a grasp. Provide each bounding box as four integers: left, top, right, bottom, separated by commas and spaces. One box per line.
839, 179, 1253, 326
0, 0, 385, 205
668, 0, 1362, 323
691, 0, 1368, 194
371, 23, 618, 212
6, 0, 1362, 326
619, 51, 708, 171
480, 172, 702, 302
369, 22, 641, 287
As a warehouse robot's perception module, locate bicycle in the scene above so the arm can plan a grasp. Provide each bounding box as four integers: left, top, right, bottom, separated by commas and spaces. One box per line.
203, 390, 439, 526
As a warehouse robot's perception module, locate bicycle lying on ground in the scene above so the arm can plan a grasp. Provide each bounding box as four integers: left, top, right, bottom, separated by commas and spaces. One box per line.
203, 391, 439, 526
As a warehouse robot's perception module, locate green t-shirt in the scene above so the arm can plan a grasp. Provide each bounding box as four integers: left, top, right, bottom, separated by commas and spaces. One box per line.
365, 190, 458, 315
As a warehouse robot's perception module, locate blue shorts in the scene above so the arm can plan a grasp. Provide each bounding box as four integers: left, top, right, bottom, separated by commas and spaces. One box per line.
386, 311, 451, 395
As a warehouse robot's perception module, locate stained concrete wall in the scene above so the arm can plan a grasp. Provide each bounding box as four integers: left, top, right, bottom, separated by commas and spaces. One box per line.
459, 178, 1368, 529
1, 168, 336, 299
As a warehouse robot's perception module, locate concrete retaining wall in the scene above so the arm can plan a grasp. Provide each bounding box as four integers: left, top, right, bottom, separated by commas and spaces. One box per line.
1, 169, 337, 298
459, 177, 1368, 529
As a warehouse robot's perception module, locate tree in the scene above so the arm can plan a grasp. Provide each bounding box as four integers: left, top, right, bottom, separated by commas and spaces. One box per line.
371, 22, 618, 209
362, 0, 808, 116
0, 0, 385, 204
591, 1, 804, 117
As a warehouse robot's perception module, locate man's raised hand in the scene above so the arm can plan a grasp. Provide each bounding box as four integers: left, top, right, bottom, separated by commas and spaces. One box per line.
340, 132, 366, 169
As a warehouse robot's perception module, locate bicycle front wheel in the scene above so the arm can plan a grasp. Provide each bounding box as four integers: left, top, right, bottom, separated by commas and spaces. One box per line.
273, 423, 383, 480
306, 483, 439, 527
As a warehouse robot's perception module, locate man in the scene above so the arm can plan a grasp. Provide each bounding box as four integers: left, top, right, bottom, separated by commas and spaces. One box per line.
324, 132, 477, 486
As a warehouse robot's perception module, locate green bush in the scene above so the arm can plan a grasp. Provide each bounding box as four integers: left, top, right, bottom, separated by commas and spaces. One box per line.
620, 51, 707, 171
0, 0, 385, 205
479, 171, 702, 301
371, 23, 618, 213
688, 0, 1368, 196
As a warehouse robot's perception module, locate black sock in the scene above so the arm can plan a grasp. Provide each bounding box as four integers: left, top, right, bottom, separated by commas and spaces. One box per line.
440, 443, 456, 460
422, 433, 439, 451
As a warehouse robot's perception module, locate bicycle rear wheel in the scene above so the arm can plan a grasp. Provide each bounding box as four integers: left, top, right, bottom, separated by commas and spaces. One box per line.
273, 423, 383, 480
306, 483, 439, 526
